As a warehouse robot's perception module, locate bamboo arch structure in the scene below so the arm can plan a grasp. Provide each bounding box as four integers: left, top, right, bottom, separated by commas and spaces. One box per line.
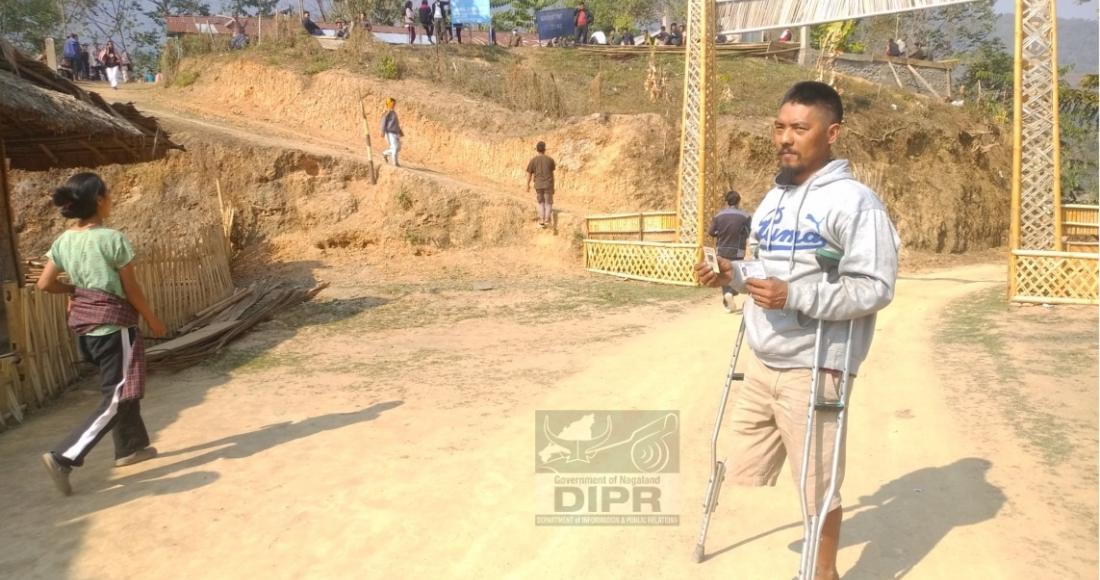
584, 0, 1097, 303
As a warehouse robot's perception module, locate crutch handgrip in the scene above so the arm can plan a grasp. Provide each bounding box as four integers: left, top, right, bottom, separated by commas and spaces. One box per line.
814, 247, 843, 272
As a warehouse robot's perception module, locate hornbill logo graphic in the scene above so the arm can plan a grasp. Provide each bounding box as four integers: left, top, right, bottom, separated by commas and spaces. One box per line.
542, 415, 614, 464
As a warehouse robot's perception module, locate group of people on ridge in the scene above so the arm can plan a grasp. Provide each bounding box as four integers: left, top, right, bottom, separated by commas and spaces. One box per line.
60, 34, 130, 88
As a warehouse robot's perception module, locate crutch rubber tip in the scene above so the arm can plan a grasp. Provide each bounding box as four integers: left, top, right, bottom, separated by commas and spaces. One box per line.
692, 544, 705, 563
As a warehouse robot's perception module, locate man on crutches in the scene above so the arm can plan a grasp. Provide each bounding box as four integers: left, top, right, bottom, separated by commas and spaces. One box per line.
695, 81, 900, 580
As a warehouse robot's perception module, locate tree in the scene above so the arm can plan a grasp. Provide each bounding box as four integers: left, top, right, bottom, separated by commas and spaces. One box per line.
223, 0, 280, 17
961, 38, 1013, 103
0, 0, 62, 51
329, 0, 403, 26
143, 0, 210, 38
855, 2, 997, 60
583, 0, 659, 32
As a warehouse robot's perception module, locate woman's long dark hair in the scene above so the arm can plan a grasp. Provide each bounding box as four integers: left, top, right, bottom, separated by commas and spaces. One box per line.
52, 172, 107, 219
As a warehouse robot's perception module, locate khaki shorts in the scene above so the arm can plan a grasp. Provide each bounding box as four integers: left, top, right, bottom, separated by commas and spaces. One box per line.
727, 354, 854, 515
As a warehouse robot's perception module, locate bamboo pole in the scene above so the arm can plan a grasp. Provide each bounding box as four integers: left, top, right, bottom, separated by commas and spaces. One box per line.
886, 60, 904, 88
907, 63, 942, 99
357, 91, 378, 184
1008, 0, 1025, 299
1049, 0, 1063, 252
0, 143, 23, 285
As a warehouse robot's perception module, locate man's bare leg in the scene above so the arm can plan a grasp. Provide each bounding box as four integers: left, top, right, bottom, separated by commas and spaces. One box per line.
815, 507, 843, 579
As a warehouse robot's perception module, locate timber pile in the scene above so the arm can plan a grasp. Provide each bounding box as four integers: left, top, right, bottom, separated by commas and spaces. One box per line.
23, 258, 45, 286
146, 280, 329, 370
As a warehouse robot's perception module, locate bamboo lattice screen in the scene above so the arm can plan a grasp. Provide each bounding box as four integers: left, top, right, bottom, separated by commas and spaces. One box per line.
1008, 0, 1098, 305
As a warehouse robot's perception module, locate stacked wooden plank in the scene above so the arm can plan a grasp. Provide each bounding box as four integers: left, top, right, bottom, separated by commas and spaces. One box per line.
22, 258, 46, 286
146, 281, 329, 370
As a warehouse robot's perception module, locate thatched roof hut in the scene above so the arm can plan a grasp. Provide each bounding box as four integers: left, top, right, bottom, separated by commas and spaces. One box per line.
0, 38, 179, 170
0, 38, 181, 284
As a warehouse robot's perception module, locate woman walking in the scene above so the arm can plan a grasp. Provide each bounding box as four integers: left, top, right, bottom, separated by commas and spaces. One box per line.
404, 1, 417, 44
418, 0, 434, 44
38, 173, 167, 496
98, 40, 122, 89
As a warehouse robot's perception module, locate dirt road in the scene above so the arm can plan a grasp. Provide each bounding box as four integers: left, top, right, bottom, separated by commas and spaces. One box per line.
0, 261, 1095, 579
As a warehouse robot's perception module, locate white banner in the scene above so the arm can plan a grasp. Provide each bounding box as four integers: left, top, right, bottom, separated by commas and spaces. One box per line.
716, 0, 983, 34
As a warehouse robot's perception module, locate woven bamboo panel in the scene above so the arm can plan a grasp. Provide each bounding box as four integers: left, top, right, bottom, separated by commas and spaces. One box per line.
586, 212, 678, 241
677, 0, 717, 245
3, 283, 80, 409
134, 225, 234, 333
1062, 204, 1099, 239
1015, 0, 1060, 250
0, 355, 22, 430
1011, 250, 1099, 305
584, 240, 700, 286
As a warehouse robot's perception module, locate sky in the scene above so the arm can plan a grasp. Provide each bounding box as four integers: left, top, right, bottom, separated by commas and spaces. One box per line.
994, 0, 1097, 19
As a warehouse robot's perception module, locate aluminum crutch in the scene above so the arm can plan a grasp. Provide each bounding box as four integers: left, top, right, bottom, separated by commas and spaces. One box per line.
692, 316, 747, 563
797, 248, 855, 580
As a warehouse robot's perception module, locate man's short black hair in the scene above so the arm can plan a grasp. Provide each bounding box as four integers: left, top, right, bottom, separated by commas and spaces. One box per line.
724, 190, 740, 207
781, 81, 843, 124
536, 141, 546, 153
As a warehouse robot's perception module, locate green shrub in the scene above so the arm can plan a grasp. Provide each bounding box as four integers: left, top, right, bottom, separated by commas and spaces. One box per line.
173, 69, 200, 87
376, 53, 401, 80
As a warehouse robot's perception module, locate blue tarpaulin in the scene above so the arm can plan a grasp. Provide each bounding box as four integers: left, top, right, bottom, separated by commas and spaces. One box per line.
452, 0, 491, 24
535, 8, 574, 41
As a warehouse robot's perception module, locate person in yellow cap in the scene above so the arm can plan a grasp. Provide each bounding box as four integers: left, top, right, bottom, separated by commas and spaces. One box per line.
380, 98, 404, 167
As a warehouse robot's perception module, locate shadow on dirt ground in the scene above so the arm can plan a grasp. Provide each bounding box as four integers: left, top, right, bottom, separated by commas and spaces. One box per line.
706, 458, 1004, 578
0, 260, 404, 579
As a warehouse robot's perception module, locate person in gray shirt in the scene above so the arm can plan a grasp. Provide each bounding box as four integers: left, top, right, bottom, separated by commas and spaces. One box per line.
709, 189, 751, 312
380, 98, 404, 167
696, 81, 899, 580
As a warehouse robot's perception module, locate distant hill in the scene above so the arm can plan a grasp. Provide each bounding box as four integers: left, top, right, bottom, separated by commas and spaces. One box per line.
994, 14, 1098, 84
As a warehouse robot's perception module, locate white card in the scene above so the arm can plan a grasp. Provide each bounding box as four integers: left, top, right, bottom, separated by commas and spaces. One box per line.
737, 260, 767, 281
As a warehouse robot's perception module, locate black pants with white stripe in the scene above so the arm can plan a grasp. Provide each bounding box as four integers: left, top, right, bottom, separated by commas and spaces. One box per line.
51, 328, 149, 468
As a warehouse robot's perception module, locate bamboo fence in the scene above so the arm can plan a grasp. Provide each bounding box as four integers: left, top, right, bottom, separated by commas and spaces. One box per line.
0, 225, 233, 429
585, 212, 678, 242
584, 239, 700, 286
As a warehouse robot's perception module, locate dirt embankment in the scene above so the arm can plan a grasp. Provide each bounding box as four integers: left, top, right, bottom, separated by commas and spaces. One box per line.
10, 134, 541, 266
167, 59, 680, 214
167, 57, 1010, 253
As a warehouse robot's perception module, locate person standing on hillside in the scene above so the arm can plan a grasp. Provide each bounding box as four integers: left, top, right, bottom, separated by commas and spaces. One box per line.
120, 49, 132, 84
302, 11, 323, 36
380, 98, 404, 168
573, 2, 592, 45
432, 0, 447, 44
418, 0, 435, 44
79, 43, 91, 80
708, 189, 752, 313
666, 23, 683, 46
404, 1, 417, 44
62, 33, 80, 79
37, 173, 168, 496
98, 41, 122, 89
525, 141, 557, 228
696, 81, 900, 580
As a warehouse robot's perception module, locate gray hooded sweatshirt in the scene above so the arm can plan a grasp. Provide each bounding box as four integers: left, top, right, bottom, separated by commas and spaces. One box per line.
740, 159, 900, 374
